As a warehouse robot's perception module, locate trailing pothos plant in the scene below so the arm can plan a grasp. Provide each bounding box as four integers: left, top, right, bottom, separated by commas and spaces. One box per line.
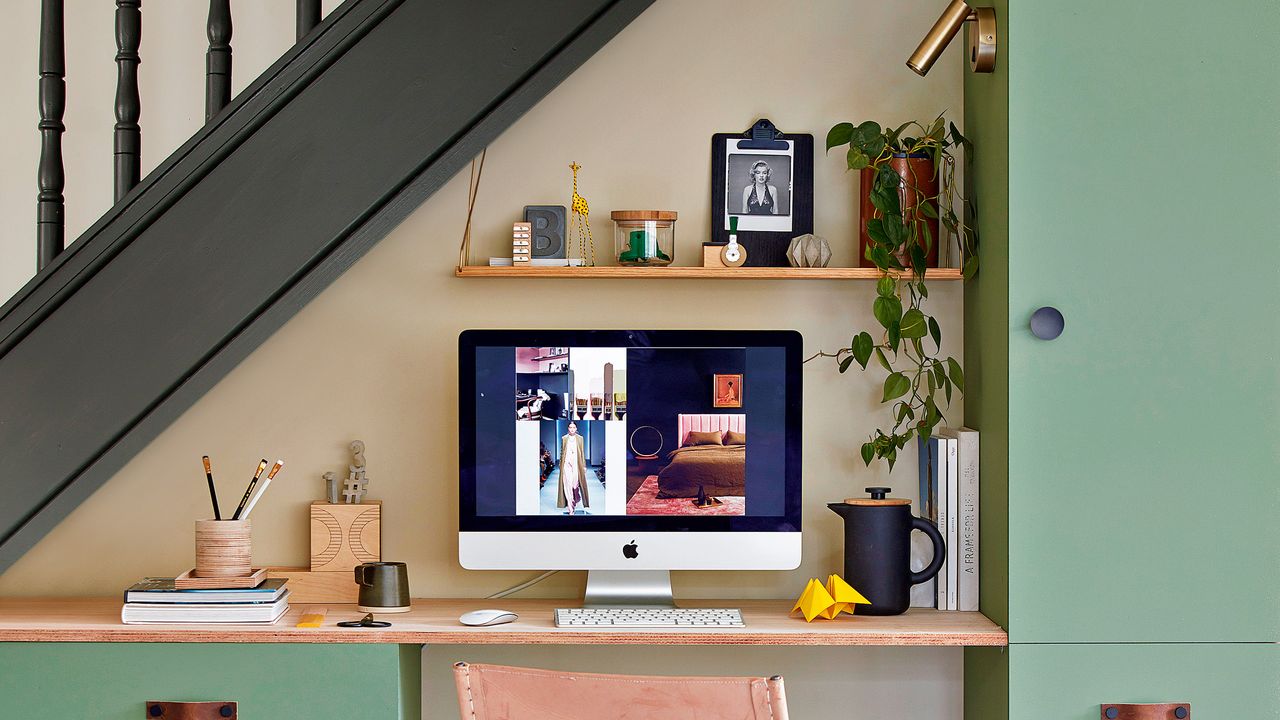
815, 114, 978, 470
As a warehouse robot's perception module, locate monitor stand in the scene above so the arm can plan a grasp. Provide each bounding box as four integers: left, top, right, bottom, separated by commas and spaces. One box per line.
583, 570, 675, 608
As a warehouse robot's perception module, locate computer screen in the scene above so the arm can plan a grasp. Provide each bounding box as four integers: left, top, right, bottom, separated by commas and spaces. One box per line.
458, 330, 801, 570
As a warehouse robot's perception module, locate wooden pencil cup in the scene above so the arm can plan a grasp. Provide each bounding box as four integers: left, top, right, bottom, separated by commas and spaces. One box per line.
194, 519, 252, 578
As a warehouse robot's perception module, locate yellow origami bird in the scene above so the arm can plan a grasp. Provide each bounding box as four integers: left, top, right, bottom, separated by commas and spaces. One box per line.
791, 575, 873, 622
822, 574, 872, 619
791, 578, 837, 622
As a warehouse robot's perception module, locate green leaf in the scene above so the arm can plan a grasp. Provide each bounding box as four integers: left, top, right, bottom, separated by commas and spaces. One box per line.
873, 295, 903, 328
932, 363, 945, 389
853, 120, 882, 145
894, 430, 913, 449
866, 218, 889, 245
876, 275, 896, 298
947, 357, 965, 392
838, 356, 853, 373
869, 246, 894, 270
874, 347, 892, 372
847, 147, 870, 170
864, 136, 886, 161
899, 309, 927, 339
895, 403, 910, 423
962, 256, 979, 279
944, 374, 953, 404
919, 201, 939, 219
860, 441, 875, 466
928, 316, 941, 350
826, 122, 853, 151
885, 446, 897, 470
886, 322, 901, 351
909, 243, 927, 275
851, 332, 874, 369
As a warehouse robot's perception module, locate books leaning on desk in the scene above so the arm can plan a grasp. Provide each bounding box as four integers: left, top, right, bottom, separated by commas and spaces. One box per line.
917, 428, 980, 612
121, 577, 290, 624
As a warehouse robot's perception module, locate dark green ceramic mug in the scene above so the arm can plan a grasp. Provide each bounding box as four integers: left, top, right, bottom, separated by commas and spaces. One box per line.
355, 561, 411, 613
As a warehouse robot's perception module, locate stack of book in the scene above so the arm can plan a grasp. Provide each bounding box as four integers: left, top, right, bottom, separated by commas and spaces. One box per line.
917, 427, 980, 611
120, 577, 290, 624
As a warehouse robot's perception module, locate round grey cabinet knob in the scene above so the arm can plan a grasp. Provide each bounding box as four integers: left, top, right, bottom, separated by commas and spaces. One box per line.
1030, 306, 1065, 340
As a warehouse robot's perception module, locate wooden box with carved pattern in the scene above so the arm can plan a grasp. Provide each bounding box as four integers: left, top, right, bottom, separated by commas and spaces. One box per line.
310, 501, 381, 572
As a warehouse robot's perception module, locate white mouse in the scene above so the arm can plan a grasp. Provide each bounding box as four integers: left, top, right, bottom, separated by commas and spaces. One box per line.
459, 609, 519, 627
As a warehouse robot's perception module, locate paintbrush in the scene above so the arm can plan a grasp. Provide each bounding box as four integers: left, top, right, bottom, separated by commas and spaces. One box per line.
242, 459, 284, 519
202, 455, 222, 520
231, 459, 269, 521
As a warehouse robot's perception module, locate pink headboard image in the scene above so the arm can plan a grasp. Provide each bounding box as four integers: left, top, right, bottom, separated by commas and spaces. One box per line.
678, 414, 746, 446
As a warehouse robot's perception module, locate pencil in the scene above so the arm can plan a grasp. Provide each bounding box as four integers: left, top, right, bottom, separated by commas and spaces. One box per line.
242, 460, 284, 519
231, 459, 269, 521
202, 455, 222, 520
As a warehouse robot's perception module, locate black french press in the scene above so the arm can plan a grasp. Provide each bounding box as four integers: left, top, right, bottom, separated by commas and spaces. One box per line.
828, 487, 945, 615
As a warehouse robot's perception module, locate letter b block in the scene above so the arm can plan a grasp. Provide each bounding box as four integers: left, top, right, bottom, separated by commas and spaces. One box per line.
524, 205, 567, 259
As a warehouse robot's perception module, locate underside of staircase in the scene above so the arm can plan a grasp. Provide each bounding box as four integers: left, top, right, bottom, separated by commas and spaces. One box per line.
0, 0, 652, 570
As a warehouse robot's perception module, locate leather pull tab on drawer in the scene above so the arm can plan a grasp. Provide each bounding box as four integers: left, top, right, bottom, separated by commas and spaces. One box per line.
145, 701, 237, 719
1101, 703, 1190, 719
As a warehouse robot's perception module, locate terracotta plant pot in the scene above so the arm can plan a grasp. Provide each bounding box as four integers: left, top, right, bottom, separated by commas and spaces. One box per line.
858, 154, 940, 269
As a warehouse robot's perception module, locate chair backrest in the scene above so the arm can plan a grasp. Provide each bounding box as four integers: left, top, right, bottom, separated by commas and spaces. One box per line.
453, 662, 789, 720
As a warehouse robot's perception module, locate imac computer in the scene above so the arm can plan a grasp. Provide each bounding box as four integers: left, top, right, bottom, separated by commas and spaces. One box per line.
459, 330, 802, 610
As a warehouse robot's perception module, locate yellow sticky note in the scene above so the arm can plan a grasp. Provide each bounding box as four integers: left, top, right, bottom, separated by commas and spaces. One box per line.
296, 606, 328, 628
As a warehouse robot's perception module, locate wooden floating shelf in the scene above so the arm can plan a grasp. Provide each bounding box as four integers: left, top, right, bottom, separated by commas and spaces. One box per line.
456, 266, 964, 280
0, 598, 1006, 647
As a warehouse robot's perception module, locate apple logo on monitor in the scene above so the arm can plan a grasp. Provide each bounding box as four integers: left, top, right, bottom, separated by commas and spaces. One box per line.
622, 540, 638, 559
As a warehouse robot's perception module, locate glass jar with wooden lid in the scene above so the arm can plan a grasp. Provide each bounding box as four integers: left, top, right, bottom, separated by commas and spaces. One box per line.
612, 210, 677, 266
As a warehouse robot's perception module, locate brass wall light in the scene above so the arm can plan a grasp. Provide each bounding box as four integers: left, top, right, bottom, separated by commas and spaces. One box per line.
907, 0, 997, 76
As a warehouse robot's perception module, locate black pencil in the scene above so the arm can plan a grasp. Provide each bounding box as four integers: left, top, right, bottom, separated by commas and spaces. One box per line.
231, 459, 269, 521
202, 455, 222, 520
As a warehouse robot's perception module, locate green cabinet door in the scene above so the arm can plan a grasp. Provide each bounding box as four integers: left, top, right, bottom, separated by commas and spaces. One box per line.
0, 643, 420, 720
1008, 643, 1280, 719
1002, 0, 1280, 643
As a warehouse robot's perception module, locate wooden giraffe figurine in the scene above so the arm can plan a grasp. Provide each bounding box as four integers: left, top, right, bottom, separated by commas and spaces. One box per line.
568, 162, 595, 266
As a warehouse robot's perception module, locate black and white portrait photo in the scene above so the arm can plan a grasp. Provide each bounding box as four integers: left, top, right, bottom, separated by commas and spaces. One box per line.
728, 153, 792, 217
721, 139, 795, 234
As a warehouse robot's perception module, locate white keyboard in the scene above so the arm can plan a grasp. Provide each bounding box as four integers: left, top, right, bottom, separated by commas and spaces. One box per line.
555, 607, 745, 628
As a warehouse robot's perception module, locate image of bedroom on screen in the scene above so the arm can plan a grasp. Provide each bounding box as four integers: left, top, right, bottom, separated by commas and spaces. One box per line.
515, 346, 571, 421
536, 419, 608, 515
624, 348, 748, 516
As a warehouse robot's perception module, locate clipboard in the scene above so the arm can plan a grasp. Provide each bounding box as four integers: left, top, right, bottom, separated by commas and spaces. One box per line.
710, 119, 814, 266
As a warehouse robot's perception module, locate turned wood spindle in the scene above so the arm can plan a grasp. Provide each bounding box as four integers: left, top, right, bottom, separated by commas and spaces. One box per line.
114, 0, 142, 202
37, 0, 66, 270
205, 0, 232, 121
296, 0, 321, 41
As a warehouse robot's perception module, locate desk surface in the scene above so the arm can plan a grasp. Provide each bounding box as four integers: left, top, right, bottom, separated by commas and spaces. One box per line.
0, 598, 1007, 646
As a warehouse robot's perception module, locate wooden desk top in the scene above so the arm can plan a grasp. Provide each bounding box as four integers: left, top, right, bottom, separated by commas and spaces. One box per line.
0, 598, 1007, 646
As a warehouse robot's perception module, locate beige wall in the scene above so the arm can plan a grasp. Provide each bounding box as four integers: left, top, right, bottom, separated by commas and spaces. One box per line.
1, 1, 965, 717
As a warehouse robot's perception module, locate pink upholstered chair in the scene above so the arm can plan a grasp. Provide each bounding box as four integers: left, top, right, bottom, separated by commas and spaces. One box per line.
453, 662, 789, 720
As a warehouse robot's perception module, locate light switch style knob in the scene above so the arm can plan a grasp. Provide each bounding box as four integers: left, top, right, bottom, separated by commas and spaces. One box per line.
1030, 306, 1065, 340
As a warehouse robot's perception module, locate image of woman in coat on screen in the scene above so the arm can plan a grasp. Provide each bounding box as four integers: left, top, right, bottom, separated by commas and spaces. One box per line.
557, 422, 591, 514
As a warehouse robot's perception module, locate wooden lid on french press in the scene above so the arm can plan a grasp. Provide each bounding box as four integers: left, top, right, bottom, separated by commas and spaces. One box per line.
842, 486, 911, 506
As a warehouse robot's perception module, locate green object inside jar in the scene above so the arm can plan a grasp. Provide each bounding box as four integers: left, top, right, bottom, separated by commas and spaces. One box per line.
618, 228, 670, 263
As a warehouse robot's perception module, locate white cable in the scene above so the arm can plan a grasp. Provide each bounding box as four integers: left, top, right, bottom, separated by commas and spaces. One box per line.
486, 570, 559, 599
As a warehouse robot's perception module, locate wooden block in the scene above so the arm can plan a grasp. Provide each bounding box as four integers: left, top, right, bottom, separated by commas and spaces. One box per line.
267, 567, 360, 604
703, 244, 727, 267
310, 501, 381, 572
174, 567, 267, 590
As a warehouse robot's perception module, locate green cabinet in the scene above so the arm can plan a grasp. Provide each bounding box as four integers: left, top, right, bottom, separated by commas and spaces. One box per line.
1007, 644, 1280, 719
0, 643, 420, 720
963, 0, 1279, 715
999, 0, 1280, 645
